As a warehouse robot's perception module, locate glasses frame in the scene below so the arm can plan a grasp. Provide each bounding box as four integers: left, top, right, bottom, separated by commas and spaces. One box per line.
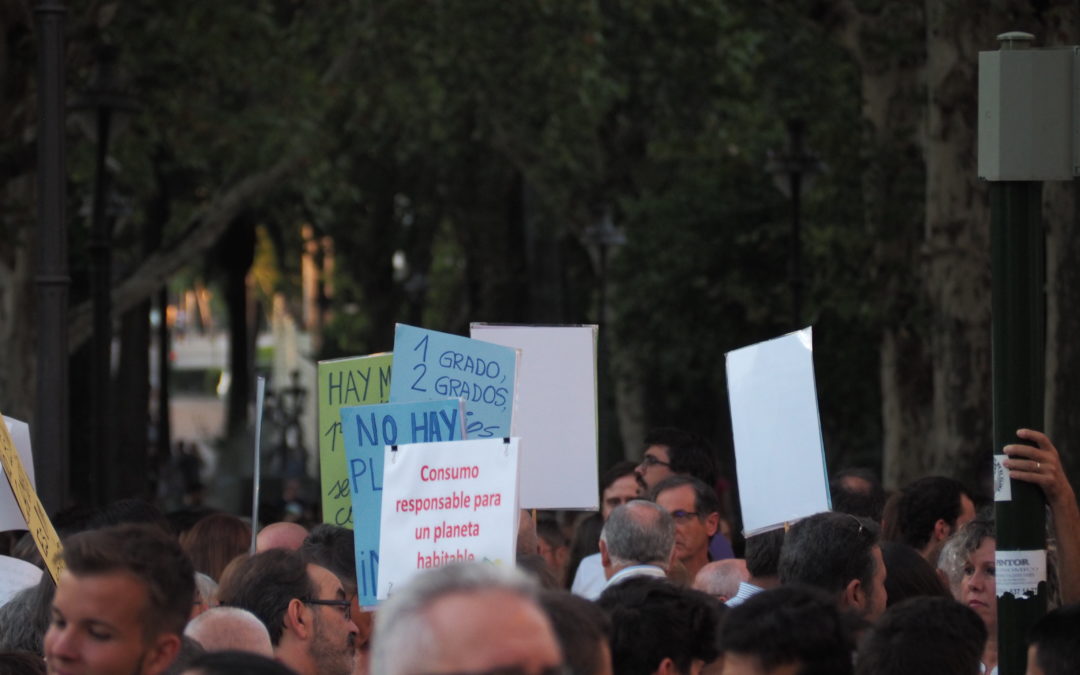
301, 597, 353, 620
640, 454, 671, 468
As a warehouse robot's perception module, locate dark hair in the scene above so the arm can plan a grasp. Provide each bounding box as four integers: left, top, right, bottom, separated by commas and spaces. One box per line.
892, 477, 969, 550
180, 513, 252, 582
161, 636, 206, 675
649, 475, 721, 520
881, 542, 948, 606
778, 512, 880, 597
62, 523, 194, 637
565, 514, 604, 590
517, 554, 560, 590
830, 469, 886, 522
215, 549, 314, 645
536, 519, 569, 550
89, 498, 172, 534
596, 577, 719, 675
0, 651, 47, 675
299, 524, 357, 593
644, 427, 719, 487
599, 461, 639, 497
182, 649, 298, 675
855, 597, 986, 675
745, 528, 785, 579
1027, 603, 1080, 675
539, 591, 612, 675
720, 585, 854, 675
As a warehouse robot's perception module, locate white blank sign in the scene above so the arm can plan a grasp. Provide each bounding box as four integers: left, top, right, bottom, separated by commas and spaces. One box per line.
726, 328, 831, 536
470, 324, 599, 510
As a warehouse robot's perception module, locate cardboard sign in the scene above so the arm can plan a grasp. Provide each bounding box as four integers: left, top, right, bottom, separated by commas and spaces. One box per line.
342, 398, 467, 606
0, 415, 64, 582
377, 437, 520, 601
725, 328, 831, 536
318, 353, 393, 527
0, 417, 34, 532
470, 324, 599, 509
390, 324, 518, 439
0, 554, 42, 607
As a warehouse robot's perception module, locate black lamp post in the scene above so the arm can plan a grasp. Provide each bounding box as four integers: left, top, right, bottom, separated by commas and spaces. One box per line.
33, 0, 69, 515
71, 46, 137, 505
767, 119, 822, 328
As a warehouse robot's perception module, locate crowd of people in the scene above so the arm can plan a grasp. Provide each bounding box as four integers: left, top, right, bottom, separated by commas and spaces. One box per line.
1, 426, 1079, 674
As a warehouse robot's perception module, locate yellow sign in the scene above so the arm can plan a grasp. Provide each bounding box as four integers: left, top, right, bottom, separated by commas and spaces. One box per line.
0, 415, 64, 583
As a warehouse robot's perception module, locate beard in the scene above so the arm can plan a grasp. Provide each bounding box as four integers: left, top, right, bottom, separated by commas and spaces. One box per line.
309, 610, 356, 675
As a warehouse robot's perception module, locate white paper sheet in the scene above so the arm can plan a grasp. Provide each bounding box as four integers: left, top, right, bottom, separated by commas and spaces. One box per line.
725, 328, 831, 536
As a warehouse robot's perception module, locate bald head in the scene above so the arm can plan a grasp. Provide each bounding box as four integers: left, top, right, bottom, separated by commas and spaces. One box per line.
185, 606, 274, 657
256, 522, 308, 552
600, 500, 675, 571
692, 559, 749, 602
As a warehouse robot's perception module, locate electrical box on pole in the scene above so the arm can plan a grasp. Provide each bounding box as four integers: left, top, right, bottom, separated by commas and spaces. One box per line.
979, 31, 1077, 675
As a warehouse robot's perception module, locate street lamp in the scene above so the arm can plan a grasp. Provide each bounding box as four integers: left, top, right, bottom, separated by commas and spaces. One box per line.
71, 45, 138, 505
766, 119, 823, 328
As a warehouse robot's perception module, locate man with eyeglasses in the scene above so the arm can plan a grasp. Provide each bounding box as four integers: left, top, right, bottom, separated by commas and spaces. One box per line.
371, 562, 565, 675
652, 476, 722, 582
217, 548, 358, 675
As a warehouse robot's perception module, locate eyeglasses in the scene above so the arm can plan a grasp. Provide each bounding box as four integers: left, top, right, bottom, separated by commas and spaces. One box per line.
669, 509, 700, 524
302, 597, 352, 620
639, 454, 671, 468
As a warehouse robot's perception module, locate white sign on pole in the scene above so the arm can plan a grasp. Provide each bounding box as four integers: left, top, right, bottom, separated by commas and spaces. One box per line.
0, 418, 34, 532
377, 437, 520, 601
725, 327, 831, 536
470, 324, 598, 510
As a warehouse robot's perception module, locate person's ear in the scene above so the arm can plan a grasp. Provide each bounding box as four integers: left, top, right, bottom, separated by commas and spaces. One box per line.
704, 512, 720, 538
599, 539, 611, 568
142, 634, 181, 675
933, 518, 952, 542
655, 656, 679, 675
843, 577, 866, 612
284, 597, 312, 640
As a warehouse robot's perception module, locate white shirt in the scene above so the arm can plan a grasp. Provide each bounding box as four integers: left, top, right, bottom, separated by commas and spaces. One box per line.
570, 553, 606, 600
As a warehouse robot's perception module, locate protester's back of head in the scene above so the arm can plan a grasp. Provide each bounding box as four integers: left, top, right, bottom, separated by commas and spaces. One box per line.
184, 607, 274, 657
180, 513, 252, 582
720, 585, 854, 675
830, 469, 886, 522
856, 596, 986, 675
892, 476, 970, 551
600, 500, 675, 567
779, 512, 880, 599
745, 528, 785, 579
1027, 603, 1080, 675
216, 549, 313, 645
881, 541, 948, 606
0, 651, 47, 675
597, 576, 719, 675
539, 590, 612, 675
180, 649, 298, 675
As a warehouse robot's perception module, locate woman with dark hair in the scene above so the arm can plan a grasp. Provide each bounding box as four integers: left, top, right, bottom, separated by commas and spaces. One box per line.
180, 513, 252, 582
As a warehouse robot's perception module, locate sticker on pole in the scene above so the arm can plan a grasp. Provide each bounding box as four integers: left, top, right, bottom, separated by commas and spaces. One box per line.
996, 549, 1046, 599
993, 454, 1012, 502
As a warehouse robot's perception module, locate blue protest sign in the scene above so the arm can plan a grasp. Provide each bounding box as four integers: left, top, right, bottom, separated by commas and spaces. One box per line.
341, 398, 466, 606
390, 324, 518, 439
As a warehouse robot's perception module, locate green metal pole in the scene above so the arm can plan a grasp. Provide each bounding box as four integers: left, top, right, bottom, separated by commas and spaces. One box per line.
991, 180, 1046, 675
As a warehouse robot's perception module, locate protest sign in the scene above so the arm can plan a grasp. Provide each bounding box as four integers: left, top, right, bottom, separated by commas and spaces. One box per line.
725, 327, 831, 536
377, 437, 519, 601
342, 398, 466, 606
470, 324, 598, 509
318, 353, 393, 527
0, 417, 33, 532
0, 554, 42, 607
391, 324, 518, 439
0, 415, 64, 582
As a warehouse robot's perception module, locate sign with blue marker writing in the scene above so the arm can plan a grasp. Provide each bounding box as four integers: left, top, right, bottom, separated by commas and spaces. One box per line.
390, 324, 518, 439
317, 353, 392, 528
341, 398, 466, 607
